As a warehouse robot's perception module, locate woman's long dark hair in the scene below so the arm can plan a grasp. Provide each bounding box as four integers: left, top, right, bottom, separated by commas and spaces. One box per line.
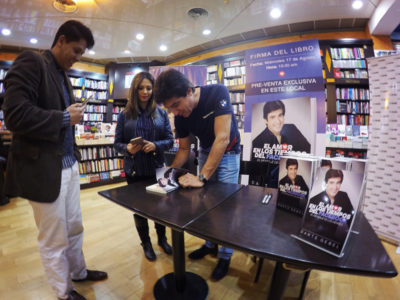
124, 72, 157, 119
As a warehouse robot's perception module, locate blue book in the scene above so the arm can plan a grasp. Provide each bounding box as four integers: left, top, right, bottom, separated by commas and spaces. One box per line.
353, 125, 360, 136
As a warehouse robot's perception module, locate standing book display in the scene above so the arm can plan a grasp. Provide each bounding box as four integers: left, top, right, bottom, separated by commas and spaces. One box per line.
277, 155, 317, 215
293, 166, 364, 257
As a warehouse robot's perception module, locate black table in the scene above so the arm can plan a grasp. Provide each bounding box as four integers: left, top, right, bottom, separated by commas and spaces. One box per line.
185, 185, 398, 300
98, 180, 242, 300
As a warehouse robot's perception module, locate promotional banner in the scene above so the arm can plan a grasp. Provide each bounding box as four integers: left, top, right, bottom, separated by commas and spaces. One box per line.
243, 39, 325, 188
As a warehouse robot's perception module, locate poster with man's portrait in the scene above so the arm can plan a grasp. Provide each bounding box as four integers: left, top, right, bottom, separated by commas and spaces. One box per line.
248, 96, 316, 188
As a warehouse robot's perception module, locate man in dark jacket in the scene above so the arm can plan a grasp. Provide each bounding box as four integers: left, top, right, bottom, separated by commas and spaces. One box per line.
3, 20, 107, 300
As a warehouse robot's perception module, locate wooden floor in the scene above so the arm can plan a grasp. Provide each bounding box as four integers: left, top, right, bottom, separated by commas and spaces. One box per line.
1, 182, 399, 300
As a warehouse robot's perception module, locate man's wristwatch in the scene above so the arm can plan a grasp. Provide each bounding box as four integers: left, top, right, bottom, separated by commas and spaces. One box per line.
198, 173, 208, 184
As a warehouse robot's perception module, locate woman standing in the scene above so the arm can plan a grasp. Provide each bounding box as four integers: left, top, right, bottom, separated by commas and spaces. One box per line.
114, 72, 174, 261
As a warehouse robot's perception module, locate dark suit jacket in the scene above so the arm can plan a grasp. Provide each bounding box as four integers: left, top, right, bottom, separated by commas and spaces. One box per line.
3, 50, 79, 202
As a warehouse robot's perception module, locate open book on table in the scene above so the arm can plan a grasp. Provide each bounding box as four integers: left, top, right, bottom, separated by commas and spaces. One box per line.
146, 167, 189, 194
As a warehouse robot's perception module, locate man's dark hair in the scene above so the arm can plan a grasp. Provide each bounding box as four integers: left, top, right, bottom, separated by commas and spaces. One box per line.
286, 158, 298, 169
154, 69, 194, 104
321, 159, 333, 168
51, 20, 94, 49
325, 169, 343, 183
263, 100, 285, 119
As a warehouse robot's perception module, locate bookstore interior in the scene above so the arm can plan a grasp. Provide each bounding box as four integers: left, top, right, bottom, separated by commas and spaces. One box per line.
1, 1, 400, 299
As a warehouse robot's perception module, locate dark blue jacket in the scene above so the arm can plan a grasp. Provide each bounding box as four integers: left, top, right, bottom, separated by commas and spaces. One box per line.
114, 107, 174, 175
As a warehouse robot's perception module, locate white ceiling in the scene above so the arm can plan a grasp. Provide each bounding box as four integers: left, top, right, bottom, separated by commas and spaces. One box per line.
0, 0, 397, 64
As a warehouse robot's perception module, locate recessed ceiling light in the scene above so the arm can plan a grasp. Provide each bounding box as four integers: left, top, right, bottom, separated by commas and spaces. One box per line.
136, 33, 144, 40
88, 50, 95, 55
124, 49, 131, 54
30, 38, 38, 44
270, 8, 281, 19
53, 0, 77, 13
159, 44, 167, 52
202, 29, 211, 35
352, 0, 363, 9
1, 28, 11, 36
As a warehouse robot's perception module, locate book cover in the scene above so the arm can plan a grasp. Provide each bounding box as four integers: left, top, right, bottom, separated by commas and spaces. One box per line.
345, 125, 353, 137
293, 166, 364, 257
352, 125, 360, 136
337, 124, 346, 136
320, 157, 349, 170
277, 155, 316, 216
146, 167, 189, 195
360, 125, 368, 137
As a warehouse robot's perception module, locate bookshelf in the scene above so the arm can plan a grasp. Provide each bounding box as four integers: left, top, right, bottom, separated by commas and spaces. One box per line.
0, 61, 12, 95
111, 98, 127, 123
206, 64, 218, 85
320, 39, 374, 159
77, 142, 125, 188
203, 56, 246, 131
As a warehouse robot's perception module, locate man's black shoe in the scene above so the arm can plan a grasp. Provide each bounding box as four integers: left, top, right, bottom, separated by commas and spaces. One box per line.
72, 270, 108, 282
66, 290, 86, 300
142, 241, 156, 261
158, 238, 172, 255
188, 244, 218, 260
211, 258, 230, 281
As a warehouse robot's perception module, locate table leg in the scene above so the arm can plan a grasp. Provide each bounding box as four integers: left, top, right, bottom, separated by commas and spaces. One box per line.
153, 229, 208, 300
267, 262, 291, 300
172, 228, 186, 292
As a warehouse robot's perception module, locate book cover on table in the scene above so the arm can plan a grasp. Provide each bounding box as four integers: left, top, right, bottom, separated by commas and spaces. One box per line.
293, 166, 364, 257
277, 155, 317, 216
146, 167, 189, 194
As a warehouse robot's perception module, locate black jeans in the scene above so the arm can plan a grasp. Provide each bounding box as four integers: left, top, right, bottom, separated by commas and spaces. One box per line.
127, 175, 166, 243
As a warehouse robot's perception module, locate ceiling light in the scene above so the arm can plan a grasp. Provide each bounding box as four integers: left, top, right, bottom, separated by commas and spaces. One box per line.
88, 50, 95, 55
352, 0, 363, 9
124, 49, 131, 54
187, 8, 209, 19
30, 38, 38, 44
53, 0, 77, 13
136, 33, 144, 40
1, 28, 11, 36
270, 8, 281, 19
159, 45, 167, 52
202, 29, 211, 35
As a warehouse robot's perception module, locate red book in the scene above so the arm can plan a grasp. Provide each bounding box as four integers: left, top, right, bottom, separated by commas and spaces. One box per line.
333, 68, 341, 78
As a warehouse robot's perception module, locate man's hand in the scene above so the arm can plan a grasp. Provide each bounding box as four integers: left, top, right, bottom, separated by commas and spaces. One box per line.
142, 140, 156, 153
178, 173, 204, 188
127, 143, 142, 155
67, 103, 85, 125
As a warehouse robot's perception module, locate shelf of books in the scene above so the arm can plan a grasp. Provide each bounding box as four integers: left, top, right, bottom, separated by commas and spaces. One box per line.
320, 39, 374, 158
0, 61, 12, 95
111, 98, 127, 123
206, 64, 219, 85
223, 58, 246, 131
76, 97, 128, 188
77, 142, 125, 188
